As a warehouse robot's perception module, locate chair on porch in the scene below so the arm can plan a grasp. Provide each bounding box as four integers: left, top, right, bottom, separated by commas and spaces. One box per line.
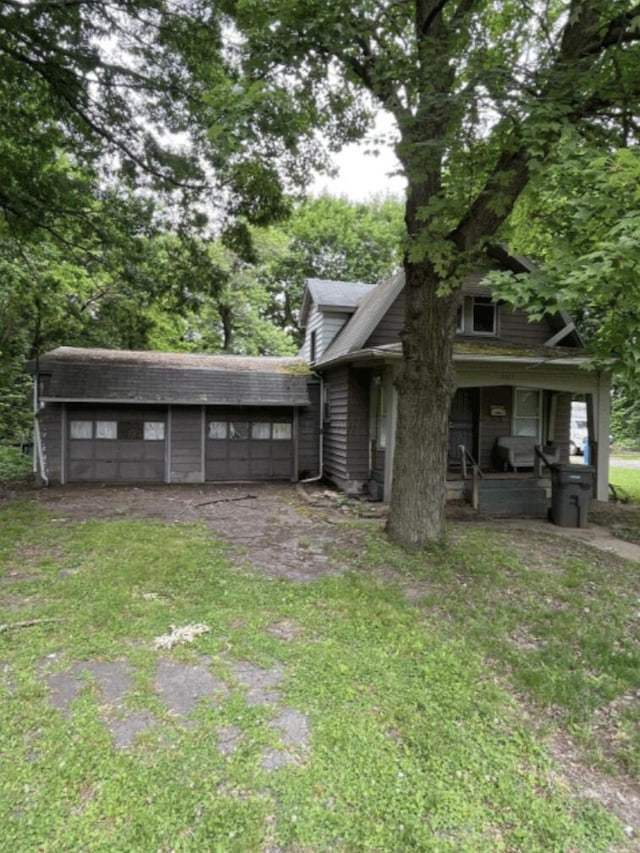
495, 435, 559, 472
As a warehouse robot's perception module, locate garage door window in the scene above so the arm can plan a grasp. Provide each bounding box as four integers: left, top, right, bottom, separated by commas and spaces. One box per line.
70, 420, 93, 440
251, 422, 271, 439
96, 421, 117, 440
230, 422, 249, 440
208, 421, 227, 439
144, 421, 165, 441
118, 421, 143, 440
273, 423, 292, 440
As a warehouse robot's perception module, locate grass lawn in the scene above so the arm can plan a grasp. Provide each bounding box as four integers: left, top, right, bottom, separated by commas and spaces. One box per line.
609, 465, 640, 503
1, 499, 638, 851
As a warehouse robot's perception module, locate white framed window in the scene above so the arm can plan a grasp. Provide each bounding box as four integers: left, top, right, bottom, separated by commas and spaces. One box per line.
272, 422, 292, 440
251, 422, 271, 439
471, 296, 496, 335
70, 420, 92, 440
144, 421, 165, 441
95, 420, 117, 440
513, 389, 542, 440
208, 421, 227, 439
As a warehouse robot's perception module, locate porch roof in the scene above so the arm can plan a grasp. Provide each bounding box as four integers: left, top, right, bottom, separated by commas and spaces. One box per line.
316, 340, 594, 369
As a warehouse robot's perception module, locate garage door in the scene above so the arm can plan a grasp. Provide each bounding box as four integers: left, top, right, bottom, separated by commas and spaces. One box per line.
67, 411, 166, 483
205, 410, 293, 481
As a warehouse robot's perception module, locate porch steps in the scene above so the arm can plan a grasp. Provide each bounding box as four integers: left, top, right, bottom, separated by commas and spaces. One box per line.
469, 477, 549, 518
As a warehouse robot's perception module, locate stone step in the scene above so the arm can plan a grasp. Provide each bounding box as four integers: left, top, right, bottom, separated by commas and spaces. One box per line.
468, 481, 549, 518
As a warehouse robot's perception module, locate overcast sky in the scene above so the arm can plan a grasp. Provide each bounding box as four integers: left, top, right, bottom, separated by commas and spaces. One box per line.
310, 113, 406, 202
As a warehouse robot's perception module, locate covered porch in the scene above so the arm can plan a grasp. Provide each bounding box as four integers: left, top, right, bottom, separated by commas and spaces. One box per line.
372, 348, 611, 515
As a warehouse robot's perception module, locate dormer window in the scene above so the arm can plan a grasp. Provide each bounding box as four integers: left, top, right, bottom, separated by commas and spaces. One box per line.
456, 295, 498, 336
472, 296, 496, 335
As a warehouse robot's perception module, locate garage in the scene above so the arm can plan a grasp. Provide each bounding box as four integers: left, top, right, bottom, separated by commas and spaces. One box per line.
31, 348, 319, 486
66, 407, 167, 483
205, 408, 293, 481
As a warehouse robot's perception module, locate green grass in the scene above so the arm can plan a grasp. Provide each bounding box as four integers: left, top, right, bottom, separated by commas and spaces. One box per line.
0, 445, 32, 484
0, 501, 633, 851
609, 464, 640, 502
364, 526, 640, 778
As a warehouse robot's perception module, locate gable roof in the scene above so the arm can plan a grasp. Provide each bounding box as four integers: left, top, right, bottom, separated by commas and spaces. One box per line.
33, 347, 312, 407
318, 271, 405, 364
299, 278, 375, 328
317, 251, 583, 366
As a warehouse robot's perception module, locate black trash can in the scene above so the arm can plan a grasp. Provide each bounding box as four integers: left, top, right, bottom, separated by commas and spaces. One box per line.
550, 464, 594, 528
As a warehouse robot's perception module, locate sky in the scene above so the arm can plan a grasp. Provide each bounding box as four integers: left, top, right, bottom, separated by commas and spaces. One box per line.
310, 114, 406, 202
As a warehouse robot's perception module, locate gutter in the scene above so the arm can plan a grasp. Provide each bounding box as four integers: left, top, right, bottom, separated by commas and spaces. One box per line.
33, 375, 49, 486
316, 346, 593, 370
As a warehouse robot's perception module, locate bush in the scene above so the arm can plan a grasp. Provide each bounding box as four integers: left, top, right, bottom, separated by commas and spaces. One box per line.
0, 445, 33, 483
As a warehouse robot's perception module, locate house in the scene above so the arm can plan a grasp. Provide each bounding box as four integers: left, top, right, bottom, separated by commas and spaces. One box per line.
29, 249, 611, 515
300, 249, 610, 513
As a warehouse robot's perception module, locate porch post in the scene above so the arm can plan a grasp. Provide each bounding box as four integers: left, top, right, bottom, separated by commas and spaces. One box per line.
383, 367, 398, 503
593, 370, 611, 502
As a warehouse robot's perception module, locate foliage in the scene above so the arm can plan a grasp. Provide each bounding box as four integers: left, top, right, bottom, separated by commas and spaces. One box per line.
260, 195, 404, 339
0, 446, 32, 483
611, 381, 640, 448
496, 144, 640, 379
0, 503, 626, 850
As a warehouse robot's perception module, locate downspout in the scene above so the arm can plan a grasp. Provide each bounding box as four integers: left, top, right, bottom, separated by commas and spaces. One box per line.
33, 374, 49, 486
300, 375, 324, 483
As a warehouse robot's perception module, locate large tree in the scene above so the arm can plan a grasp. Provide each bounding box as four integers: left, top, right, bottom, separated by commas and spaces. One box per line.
218, 1, 640, 546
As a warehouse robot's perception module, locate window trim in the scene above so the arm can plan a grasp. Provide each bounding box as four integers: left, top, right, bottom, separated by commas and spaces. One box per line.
470, 296, 497, 336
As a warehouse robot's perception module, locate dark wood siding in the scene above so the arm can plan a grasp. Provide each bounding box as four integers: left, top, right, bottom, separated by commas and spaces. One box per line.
477, 387, 512, 470
297, 382, 321, 478
366, 291, 558, 351
365, 292, 405, 348
170, 407, 203, 483
39, 403, 63, 484
347, 370, 370, 480
323, 367, 349, 483
499, 306, 553, 346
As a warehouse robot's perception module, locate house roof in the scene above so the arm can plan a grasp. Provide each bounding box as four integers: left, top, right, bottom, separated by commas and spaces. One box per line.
316, 255, 582, 366
33, 347, 312, 407
299, 278, 375, 328
318, 271, 405, 364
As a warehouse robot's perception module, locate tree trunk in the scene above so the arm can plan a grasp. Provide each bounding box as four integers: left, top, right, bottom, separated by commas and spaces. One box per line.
386, 259, 458, 548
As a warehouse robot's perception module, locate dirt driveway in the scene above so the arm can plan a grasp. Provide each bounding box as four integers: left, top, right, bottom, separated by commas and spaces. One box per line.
13, 481, 376, 582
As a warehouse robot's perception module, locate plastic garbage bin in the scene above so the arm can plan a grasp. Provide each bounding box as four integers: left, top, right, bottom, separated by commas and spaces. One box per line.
550, 464, 594, 528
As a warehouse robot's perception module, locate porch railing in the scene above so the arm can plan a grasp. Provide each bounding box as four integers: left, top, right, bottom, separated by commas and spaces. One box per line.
458, 444, 483, 510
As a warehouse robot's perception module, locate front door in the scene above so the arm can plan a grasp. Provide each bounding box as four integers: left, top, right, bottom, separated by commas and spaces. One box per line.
448, 389, 478, 468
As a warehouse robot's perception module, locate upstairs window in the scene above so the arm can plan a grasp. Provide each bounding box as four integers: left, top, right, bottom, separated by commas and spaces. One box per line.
456, 296, 498, 336
310, 329, 317, 362
471, 297, 497, 335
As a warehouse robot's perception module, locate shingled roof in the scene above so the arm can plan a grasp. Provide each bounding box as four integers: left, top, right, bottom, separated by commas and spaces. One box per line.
33, 347, 312, 406
317, 271, 404, 365
299, 278, 375, 328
